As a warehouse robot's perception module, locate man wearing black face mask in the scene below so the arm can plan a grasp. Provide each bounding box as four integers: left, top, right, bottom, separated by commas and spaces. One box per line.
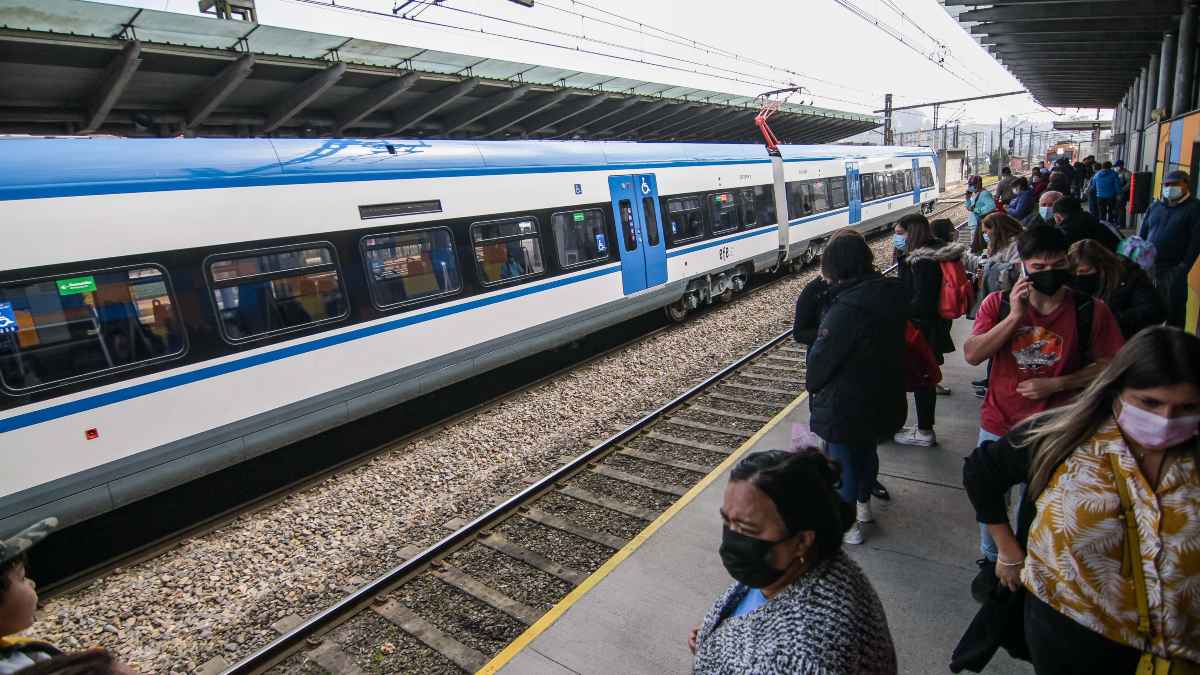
963, 227, 1124, 577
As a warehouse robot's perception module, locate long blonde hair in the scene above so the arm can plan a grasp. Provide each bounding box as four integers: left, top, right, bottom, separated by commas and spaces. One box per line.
1022, 327, 1200, 498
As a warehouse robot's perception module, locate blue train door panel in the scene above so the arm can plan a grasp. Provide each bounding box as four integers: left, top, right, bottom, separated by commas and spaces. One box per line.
911, 158, 921, 204
608, 175, 667, 295
846, 162, 862, 224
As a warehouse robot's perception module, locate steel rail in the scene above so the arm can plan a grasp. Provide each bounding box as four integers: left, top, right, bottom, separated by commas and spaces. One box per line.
223, 327, 796, 674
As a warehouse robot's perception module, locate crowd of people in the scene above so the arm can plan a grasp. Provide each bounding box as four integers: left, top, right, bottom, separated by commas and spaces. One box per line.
689, 164, 1200, 674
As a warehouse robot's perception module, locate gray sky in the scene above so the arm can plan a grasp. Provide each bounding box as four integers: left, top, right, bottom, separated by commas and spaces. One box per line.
101, 0, 1110, 131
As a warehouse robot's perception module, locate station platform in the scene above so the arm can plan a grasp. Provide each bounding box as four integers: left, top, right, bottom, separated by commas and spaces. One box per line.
483, 319, 1033, 675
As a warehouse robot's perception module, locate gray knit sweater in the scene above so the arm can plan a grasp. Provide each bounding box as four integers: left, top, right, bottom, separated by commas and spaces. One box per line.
692, 551, 897, 675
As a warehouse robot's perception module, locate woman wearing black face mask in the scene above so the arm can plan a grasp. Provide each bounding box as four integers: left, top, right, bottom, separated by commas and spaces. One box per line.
689, 449, 897, 675
1067, 239, 1165, 339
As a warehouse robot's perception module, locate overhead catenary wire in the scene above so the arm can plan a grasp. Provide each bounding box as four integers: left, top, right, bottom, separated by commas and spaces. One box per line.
279, 0, 889, 111
830, 0, 983, 93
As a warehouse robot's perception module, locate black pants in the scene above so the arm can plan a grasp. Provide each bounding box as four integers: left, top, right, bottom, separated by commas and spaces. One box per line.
1097, 197, 1117, 223
1025, 594, 1140, 675
914, 386, 936, 430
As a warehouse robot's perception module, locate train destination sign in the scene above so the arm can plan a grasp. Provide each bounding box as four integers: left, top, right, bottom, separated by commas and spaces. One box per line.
56, 276, 97, 296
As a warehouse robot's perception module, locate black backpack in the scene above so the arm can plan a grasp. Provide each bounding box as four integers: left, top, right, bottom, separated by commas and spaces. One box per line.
996, 292, 1094, 364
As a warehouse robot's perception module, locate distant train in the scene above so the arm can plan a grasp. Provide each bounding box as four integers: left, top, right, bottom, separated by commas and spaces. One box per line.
0, 137, 940, 532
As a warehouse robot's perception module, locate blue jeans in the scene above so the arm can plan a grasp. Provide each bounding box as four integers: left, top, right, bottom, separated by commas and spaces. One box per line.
976, 428, 1026, 561
827, 442, 879, 504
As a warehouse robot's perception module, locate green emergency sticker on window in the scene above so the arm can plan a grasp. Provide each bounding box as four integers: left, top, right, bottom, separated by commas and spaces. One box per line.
573, 212, 585, 222
56, 276, 97, 296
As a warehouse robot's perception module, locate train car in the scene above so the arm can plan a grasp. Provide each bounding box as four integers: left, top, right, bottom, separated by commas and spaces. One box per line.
0, 137, 940, 532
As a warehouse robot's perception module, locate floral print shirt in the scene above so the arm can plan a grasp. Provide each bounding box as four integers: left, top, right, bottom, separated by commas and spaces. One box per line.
1023, 422, 1200, 662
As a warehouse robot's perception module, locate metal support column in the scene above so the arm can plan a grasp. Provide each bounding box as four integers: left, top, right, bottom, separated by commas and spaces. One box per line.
1136, 69, 1148, 132
1159, 33, 1178, 116
1148, 52, 1160, 121
1175, 2, 1197, 118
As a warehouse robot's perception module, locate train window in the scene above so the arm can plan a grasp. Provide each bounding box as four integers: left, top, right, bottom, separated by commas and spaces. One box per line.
738, 188, 757, 228
919, 166, 934, 189
551, 209, 610, 268
471, 217, 546, 285
0, 266, 185, 392
709, 191, 739, 234
810, 180, 830, 213
753, 185, 776, 224
618, 200, 638, 251
886, 173, 898, 196
208, 245, 348, 342
361, 228, 461, 309
874, 173, 887, 198
642, 197, 660, 246
829, 177, 847, 209
666, 196, 704, 242
860, 173, 875, 201
788, 182, 813, 218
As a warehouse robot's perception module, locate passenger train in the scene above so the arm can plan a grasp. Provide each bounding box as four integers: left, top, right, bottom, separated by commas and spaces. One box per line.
0, 137, 940, 532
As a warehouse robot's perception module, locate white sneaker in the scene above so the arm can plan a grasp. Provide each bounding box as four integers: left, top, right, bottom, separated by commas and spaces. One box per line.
843, 521, 864, 545
893, 427, 937, 447
856, 500, 874, 524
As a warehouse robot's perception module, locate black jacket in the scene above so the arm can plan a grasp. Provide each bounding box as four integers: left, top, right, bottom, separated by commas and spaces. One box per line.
804, 273, 907, 445
1106, 258, 1167, 339
898, 239, 964, 358
952, 431, 1036, 672
1021, 211, 1049, 229
792, 277, 830, 347
1057, 211, 1119, 251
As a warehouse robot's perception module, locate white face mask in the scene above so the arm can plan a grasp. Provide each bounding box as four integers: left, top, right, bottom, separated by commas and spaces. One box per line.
1164, 185, 1184, 201
1039, 205, 1054, 221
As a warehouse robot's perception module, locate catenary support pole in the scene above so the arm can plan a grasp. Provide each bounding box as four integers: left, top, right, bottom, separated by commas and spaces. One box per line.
1159, 33, 1177, 116
1148, 52, 1160, 122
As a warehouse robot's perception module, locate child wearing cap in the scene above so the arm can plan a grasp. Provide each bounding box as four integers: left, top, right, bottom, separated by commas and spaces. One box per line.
0, 518, 61, 674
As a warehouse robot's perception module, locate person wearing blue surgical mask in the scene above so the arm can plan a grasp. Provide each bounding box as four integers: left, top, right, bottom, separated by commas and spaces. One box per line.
1022, 189, 1063, 229
1138, 169, 1200, 326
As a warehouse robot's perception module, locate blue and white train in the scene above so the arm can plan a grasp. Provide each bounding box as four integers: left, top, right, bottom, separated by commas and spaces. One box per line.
0, 137, 939, 532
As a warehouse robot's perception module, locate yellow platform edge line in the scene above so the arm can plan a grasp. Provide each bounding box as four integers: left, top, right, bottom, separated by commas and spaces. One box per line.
476, 390, 809, 674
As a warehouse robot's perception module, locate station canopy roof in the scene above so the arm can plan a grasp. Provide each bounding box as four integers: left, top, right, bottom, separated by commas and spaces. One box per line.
0, 0, 879, 142
944, 0, 1180, 109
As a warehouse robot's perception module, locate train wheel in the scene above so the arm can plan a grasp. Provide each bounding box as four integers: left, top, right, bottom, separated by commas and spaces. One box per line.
717, 287, 734, 303
665, 300, 689, 323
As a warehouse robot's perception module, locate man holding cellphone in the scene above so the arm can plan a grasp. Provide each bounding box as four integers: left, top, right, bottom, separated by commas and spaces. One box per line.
962, 226, 1125, 581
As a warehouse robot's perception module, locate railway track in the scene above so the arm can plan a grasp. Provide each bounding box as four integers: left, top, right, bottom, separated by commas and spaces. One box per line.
228, 216, 975, 675
226, 330, 805, 675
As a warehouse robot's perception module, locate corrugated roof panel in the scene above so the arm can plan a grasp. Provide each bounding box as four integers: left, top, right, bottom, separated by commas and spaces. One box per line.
558, 72, 617, 89
519, 66, 582, 85
337, 39, 424, 67
408, 49, 484, 74
467, 58, 532, 80
245, 25, 348, 59
0, 0, 131, 36
130, 8, 249, 49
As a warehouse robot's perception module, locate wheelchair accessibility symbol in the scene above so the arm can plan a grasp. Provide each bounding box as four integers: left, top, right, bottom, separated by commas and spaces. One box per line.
0, 302, 17, 334
640, 177, 651, 195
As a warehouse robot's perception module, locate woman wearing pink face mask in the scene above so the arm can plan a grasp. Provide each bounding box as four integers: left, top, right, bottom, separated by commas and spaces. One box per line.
961, 326, 1200, 674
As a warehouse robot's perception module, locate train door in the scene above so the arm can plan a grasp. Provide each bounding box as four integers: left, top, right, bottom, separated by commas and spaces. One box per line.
911, 158, 921, 204
608, 174, 668, 295
846, 162, 862, 224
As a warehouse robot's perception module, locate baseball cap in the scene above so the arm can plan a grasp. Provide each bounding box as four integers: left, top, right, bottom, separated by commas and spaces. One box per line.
1, 518, 58, 565
1165, 170, 1190, 185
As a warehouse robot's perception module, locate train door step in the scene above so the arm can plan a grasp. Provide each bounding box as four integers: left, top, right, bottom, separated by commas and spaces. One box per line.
556, 485, 659, 522
373, 600, 488, 673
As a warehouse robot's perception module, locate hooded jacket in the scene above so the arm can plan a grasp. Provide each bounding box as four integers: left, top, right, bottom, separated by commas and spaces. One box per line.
899, 239, 967, 357
806, 273, 907, 445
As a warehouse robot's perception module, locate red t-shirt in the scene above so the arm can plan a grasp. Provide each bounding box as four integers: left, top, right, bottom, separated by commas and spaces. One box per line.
973, 289, 1125, 436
